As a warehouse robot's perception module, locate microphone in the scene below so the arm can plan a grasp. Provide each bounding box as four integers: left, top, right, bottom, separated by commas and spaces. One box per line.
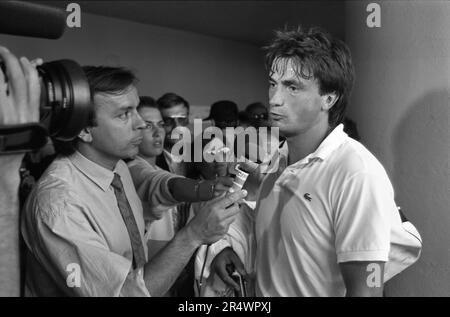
0, 1, 66, 39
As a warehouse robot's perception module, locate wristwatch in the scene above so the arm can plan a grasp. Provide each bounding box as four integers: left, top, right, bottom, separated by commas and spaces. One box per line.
0, 123, 48, 154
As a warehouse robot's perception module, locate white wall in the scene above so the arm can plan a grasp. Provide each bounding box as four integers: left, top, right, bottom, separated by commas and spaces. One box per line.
345, 0, 450, 296
0, 12, 268, 109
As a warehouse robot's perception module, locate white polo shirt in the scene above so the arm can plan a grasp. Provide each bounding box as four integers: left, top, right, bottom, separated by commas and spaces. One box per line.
255, 124, 394, 297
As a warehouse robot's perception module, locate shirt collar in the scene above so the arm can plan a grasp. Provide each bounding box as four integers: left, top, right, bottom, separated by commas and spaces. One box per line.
285, 124, 347, 168
310, 123, 347, 161
69, 150, 118, 192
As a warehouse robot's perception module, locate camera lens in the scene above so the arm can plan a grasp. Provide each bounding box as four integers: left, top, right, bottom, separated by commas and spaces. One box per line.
38, 60, 91, 141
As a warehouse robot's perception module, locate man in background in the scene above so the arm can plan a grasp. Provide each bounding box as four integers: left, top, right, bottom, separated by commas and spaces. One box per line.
245, 102, 269, 129
156, 92, 194, 177
205, 100, 239, 131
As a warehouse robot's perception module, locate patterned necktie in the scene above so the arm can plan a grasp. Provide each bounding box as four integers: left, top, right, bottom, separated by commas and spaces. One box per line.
111, 173, 146, 269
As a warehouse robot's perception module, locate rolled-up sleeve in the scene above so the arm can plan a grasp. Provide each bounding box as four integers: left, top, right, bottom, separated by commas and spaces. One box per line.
128, 160, 179, 214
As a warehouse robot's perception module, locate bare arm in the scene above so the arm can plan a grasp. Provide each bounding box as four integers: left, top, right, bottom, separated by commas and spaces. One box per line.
168, 176, 233, 202
129, 162, 232, 209
143, 190, 246, 296
142, 226, 199, 296
0, 46, 41, 296
340, 261, 385, 297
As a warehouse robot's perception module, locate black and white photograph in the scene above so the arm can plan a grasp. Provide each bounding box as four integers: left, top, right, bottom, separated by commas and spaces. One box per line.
0, 0, 448, 300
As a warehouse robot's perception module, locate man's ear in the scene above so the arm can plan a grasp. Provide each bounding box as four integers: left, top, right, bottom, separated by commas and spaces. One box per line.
78, 128, 93, 143
321, 92, 339, 111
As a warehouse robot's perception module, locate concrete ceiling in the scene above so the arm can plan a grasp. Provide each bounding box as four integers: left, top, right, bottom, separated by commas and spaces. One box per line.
39, 0, 346, 46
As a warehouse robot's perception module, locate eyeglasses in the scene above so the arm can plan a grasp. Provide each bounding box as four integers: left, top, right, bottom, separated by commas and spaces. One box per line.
250, 113, 268, 120
163, 115, 189, 128
144, 120, 166, 131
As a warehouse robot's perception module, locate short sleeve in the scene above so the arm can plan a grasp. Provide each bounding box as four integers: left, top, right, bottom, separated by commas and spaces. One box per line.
334, 172, 393, 263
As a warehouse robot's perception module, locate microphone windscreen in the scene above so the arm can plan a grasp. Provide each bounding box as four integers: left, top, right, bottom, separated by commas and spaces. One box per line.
0, 1, 66, 39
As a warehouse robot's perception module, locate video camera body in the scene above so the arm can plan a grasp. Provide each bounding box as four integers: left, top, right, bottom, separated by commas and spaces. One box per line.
0, 1, 91, 154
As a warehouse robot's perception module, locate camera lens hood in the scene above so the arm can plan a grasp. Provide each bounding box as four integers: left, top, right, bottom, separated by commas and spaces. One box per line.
38, 60, 91, 141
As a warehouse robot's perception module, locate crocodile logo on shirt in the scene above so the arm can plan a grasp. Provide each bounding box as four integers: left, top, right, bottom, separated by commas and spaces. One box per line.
304, 193, 312, 202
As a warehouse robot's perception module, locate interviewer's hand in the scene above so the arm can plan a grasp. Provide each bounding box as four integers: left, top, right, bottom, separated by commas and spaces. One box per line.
185, 189, 247, 246
211, 176, 233, 197
227, 158, 259, 176
227, 159, 263, 201
0, 46, 42, 126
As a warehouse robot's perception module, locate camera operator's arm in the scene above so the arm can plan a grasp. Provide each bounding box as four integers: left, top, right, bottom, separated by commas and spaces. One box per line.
0, 46, 41, 296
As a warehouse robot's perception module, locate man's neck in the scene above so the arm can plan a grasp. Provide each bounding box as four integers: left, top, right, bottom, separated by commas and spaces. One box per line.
286, 120, 332, 166
77, 144, 119, 171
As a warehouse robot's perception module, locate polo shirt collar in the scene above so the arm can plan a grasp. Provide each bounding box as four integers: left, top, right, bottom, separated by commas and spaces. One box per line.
70, 150, 117, 192
287, 124, 347, 168
311, 123, 347, 161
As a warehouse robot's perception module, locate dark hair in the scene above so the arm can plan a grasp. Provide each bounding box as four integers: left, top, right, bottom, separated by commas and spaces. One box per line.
245, 102, 267, 114
137, 96, 158, 111
343, 117, 361, 141
157, 92, 190, 111
207, 100, 238, 128
238, 110, 250, 124
53, 66, 138, 156
264, 26, 355, 127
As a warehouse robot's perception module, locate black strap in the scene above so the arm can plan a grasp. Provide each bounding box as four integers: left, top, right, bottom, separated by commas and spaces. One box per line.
0, 123, 48, 154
